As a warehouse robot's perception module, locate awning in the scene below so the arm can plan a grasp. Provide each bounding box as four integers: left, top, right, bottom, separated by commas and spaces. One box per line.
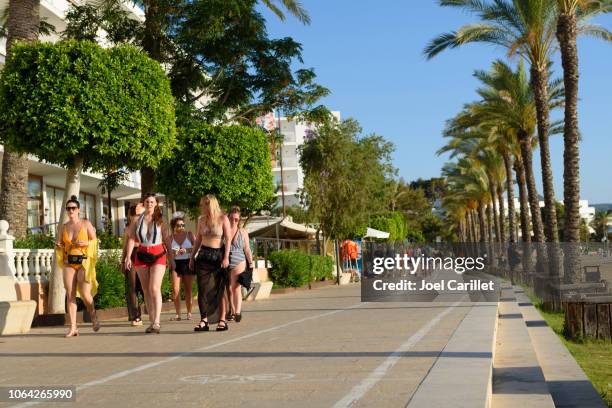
364, 227, 390, 239
245, 215, 317, 239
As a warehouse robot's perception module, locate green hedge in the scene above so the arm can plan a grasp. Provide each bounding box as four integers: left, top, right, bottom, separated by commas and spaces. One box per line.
268, 250, 334, 288
93, 253, 125, 309
14, 233, 55, 249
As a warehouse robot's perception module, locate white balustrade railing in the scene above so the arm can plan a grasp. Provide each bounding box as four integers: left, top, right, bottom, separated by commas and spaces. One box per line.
10, 248, 122, 283
12, 249, 55, 283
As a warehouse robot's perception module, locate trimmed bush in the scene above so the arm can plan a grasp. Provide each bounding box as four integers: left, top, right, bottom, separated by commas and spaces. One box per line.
14, 233, 55, 249
310, 255, 334, 281
268, 250, 334, 288
157, 119, 274, 215
93, 253, 125, 309
0, 40, 177, 173
97, 230, 123, 250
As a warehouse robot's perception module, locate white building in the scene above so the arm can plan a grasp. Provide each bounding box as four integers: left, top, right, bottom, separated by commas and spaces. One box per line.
0, 0, 145, 235
272, 111, 341, 209
501, 198, 597, 235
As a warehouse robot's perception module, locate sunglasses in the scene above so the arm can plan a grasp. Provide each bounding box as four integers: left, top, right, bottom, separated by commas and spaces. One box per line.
176, 224, 185, 228
66, 206, 78, 211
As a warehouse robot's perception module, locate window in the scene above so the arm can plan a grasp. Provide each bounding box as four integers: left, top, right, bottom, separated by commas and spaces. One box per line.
102, 198, 119, 235
78, 192, 97, 225
27, 176, 43, 230
45, 186, 64, 226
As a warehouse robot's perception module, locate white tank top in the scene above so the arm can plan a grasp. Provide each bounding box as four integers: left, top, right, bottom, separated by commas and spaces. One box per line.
171, 234, 193, 260
137, 214, 163, 247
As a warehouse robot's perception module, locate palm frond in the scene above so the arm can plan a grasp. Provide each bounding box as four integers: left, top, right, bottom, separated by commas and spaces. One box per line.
578, 24, 612, 41
424, 32, 461, 59
260, 0, 311, 25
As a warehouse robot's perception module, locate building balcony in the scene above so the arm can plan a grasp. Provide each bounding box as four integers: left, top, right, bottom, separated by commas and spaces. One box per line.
271, 157, 298, 169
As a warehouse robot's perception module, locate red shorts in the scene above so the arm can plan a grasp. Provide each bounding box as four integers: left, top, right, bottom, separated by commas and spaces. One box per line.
134, 244, 167, 268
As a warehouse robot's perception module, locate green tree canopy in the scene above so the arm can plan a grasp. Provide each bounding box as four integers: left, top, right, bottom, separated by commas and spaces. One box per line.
299, 117, 396, 239
157, 117, 274, 213
369, 211, 408, 242
0, 40, 176, 172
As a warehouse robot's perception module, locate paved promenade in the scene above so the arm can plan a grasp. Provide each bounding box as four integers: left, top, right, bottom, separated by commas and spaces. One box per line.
0, 285, 496, 408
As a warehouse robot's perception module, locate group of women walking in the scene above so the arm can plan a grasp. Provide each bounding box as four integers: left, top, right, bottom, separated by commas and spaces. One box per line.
56, 193, 253, 337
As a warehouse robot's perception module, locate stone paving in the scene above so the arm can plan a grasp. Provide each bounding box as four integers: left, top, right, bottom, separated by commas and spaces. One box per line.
0, 285, 494, 408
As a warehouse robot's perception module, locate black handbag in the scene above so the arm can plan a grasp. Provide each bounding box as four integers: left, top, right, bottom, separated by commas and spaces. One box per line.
237, 265, 253, 289
136, 249, 166, 265
67, 254, 86, 265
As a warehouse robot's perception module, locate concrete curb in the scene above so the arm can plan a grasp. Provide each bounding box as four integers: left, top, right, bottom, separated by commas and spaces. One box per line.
513, 287, 607, 408
492, 284, 555, 408
407, 302, 498, 408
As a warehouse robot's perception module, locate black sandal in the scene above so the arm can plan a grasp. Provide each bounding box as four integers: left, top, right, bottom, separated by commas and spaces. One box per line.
216, 320, 229, 332
234, 313, 242, 323
194, 319, 209, 332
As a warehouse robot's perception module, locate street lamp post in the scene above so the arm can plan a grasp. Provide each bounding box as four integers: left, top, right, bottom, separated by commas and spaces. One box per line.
277, 109, 286, 218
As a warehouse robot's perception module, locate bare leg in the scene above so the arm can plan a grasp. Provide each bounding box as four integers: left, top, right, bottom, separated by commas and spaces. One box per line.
171, 270, 181, 318
230, 262, 245, 315
148, 264, 166, 327
218, 267, 230, 330
183, 274, 194, 317
62, 267, 78, 336
76, 268, 99, 331
136, 268, 151, 324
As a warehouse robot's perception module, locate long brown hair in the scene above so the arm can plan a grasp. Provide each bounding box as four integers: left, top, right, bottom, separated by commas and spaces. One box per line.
144, 193, 163, 224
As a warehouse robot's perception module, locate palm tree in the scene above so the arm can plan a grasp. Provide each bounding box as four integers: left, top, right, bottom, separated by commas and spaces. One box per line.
438, 129, 506, 243
443, 158, 492, 243
0, 0, 40, 238
555, 0, 612, 282
424, 0, 563, 244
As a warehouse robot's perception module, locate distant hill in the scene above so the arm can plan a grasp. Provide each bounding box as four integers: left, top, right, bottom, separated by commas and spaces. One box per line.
593, 203, 612, 213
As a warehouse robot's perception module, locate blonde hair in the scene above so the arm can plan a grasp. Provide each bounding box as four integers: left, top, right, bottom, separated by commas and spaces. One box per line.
200, 194, 222, 231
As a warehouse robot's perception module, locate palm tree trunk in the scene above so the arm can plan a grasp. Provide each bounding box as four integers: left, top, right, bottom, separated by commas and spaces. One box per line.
466, 211, 472, 242
486, 203, 494, 243
517, 130, 545, 243
530, 66, 559, 244
140, 166, 156, 200
503, 152, 516, 243
478, 202, 487, 243
514, 158, 531, 244
489, 180, 501, 242
470, 209, 477, 242
557, 11, 581, 283
497, 181, 506, 242
514, 157, 534, 277
0, 0, 40, 239
48, 156, 84, 314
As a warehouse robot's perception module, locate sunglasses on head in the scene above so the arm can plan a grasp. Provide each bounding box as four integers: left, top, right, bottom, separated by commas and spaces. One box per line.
66, 206, 78, 211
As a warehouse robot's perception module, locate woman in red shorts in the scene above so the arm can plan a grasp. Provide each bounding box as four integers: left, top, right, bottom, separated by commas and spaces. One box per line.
125, 193, 174, 333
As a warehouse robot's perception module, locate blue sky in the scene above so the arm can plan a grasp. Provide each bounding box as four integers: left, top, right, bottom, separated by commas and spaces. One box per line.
258, 1, 612, 203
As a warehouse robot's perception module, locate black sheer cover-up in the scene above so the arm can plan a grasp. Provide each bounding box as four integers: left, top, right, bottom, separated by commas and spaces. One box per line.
195, 245, 229, 323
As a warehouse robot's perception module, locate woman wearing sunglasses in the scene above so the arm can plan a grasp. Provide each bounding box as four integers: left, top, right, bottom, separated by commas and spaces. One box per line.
55, 195, 100, 337
125, 193, 174, 334
169, 212, 195, 321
